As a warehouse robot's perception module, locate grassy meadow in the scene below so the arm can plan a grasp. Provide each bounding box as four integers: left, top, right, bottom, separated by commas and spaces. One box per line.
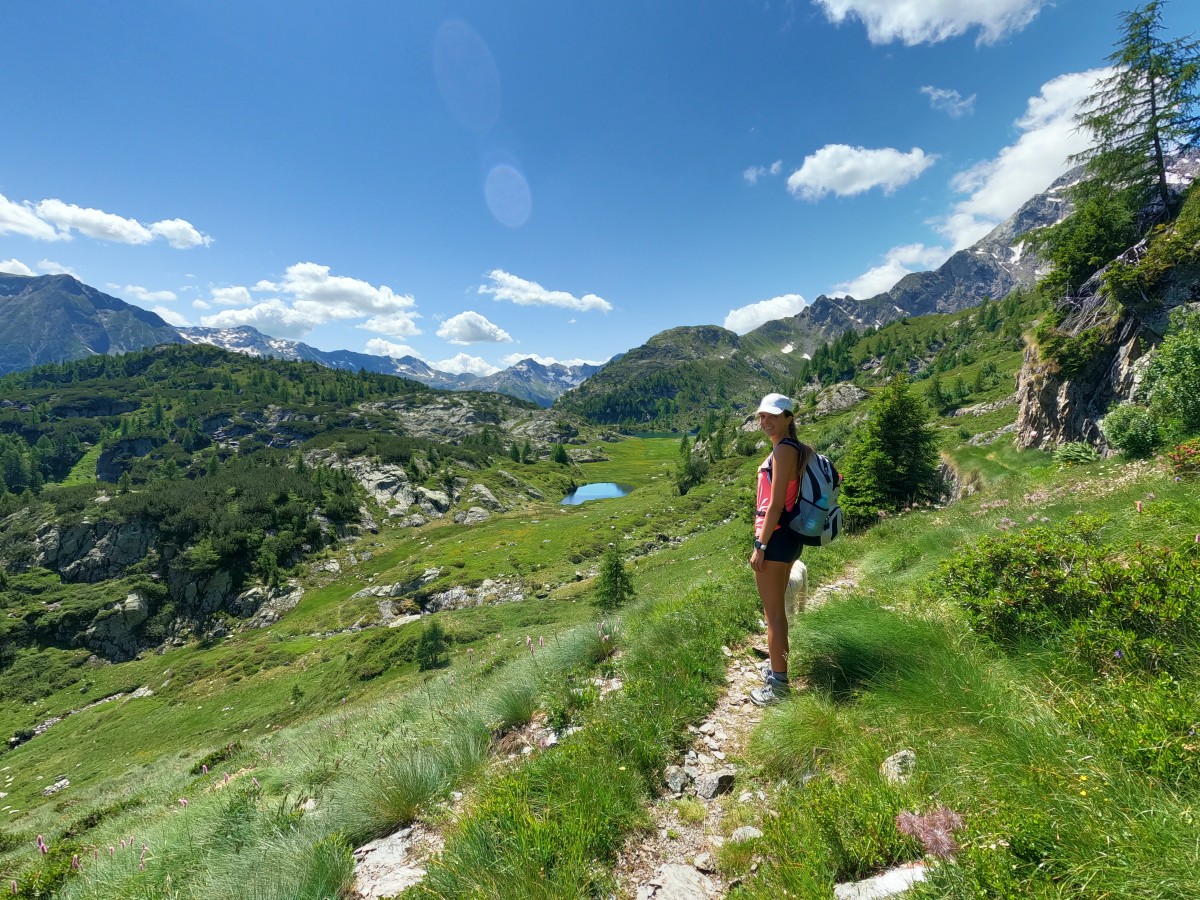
3, 405, 1200, 897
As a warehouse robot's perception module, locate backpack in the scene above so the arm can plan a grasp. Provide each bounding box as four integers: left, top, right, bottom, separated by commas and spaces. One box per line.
778, 438, 843, 545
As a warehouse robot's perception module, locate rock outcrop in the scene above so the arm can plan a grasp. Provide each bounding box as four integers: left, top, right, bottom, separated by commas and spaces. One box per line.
83, 591, 151, 659
1015, 260, 1199, 450
34, 519, 155, 583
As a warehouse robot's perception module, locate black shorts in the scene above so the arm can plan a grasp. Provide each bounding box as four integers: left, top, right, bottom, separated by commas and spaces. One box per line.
762, 527, 803, 564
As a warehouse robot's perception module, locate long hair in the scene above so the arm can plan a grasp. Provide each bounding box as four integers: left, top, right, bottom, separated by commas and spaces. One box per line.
782, 410, 815, 475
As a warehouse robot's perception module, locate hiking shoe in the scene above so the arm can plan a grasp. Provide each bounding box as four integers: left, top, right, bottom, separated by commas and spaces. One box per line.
750, 675, 790, 707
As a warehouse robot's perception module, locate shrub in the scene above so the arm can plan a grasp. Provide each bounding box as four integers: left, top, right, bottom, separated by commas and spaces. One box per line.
1145, 309, 1200, 434
937, 526, 1200, 675
416, 621, 450, 671
1053, 442, 1099, 466
1100, 403, 1160, 458
1166, 437, 1200, 476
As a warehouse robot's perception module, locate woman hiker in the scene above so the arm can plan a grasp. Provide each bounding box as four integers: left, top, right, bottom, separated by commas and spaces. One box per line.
748, 392, 814, 706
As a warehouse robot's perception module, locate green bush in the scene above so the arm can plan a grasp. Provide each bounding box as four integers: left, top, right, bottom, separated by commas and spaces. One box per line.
1146, 310, 1200, 434
416, 620, 450, 671
1053, 442, 1099, 466
937, 526, 1200, 675
1100, 403, 1160, 458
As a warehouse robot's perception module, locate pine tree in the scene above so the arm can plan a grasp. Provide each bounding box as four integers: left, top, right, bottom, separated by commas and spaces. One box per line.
595, 544, 636, 611
839, 375, 942, 529
1072, 0, 1200, 213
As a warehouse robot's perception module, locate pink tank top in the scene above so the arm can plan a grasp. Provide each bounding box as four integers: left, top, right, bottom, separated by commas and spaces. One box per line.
755, 438, 800, 535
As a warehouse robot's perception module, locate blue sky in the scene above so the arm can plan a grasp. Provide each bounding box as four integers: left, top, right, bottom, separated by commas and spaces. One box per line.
3, 0, 1198, 375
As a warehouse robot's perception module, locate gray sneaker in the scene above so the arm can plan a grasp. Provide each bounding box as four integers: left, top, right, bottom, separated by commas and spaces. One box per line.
750, 675, 790, 706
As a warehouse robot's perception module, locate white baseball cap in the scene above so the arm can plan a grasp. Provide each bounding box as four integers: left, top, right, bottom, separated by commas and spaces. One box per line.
756, 392, 793, 415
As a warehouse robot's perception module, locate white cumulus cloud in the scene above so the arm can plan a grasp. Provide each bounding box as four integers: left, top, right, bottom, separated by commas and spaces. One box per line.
1, 192, 209, 247
921, 85, 976, 117
200, 299, 324, 339
723, 293, 809, 334
37, 259, 76, 276
433, 353, 501, 376
0, 194, 61, 241
149, 218, 213, 249
118, 284, 179, 303
201, 263, 423, 341
0, 258, 35, 276
212, 286, 254, 307
365, 338, 422, 359
480, 269, 612, 312
436, 310, 513, 345
151, 306, 190, 327
787, 145, 935, 201
813, 0, 1048, 45
935, 68, 1109, 249
832, 243, 949, 298
499, 352, 609, 367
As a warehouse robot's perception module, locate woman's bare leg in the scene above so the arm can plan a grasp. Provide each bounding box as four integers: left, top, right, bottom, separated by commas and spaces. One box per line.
755, 560, 791, 675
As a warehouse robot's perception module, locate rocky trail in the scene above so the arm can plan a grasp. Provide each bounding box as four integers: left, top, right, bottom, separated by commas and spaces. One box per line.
347, 567, 930, 900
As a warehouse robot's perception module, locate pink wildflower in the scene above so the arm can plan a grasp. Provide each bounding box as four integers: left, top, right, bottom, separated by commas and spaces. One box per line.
71, 854, 80, 870
202, 764, 209, 775
178, 798, 189, 807
895, 806, 964, 860
108, 847, 115, 856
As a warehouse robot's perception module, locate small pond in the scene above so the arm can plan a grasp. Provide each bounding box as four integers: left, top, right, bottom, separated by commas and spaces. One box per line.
560, 482, 635, 505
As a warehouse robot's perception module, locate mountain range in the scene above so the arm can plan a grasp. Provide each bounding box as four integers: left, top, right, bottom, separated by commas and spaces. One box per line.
0, 273, 600, 407
6, 159, 1195, 422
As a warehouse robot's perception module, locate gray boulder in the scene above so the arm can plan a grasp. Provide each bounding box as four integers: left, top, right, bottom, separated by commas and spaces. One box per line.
84, 591, 151, 660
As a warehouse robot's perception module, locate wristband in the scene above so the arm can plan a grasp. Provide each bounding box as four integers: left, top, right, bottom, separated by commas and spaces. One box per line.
753, 538, 765, 551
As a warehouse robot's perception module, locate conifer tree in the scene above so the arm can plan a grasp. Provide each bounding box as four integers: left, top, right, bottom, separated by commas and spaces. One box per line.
595, 544, 636, 611
839, 375, 942, 529
1072, 0, 1200, 213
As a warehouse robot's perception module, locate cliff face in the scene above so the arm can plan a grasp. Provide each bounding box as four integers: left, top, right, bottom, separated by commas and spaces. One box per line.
1015, 258, 1200, 450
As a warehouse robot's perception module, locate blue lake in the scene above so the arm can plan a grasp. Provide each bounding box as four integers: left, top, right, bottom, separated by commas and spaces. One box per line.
560, 482, 635, 505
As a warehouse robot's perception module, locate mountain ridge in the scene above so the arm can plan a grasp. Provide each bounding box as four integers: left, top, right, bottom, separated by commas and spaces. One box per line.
0, 274, 600, 407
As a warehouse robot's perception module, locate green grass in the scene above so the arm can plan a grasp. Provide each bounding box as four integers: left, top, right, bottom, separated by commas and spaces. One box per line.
4, 409, 1200, 899
60, 444, 102, 487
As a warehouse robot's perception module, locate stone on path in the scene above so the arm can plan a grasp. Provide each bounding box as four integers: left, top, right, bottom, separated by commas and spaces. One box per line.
694, 770, 735, 800
644, 863, 717, 899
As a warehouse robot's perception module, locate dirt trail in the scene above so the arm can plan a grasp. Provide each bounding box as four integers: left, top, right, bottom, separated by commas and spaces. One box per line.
615, 568, 861, 899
